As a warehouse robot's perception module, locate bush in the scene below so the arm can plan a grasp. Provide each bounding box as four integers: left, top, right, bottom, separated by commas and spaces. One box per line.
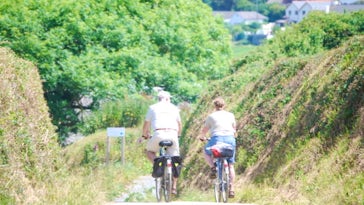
80, 95, 152, 135
268, 11, 364, 58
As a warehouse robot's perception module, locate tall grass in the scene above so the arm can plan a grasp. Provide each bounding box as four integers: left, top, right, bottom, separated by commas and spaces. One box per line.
180, 33, 364, 204
0, 47, 62, 204
54, 128, 152, 204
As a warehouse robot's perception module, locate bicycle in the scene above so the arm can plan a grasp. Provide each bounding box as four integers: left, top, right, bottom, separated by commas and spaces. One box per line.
153, 140, 173, 202
207, 141, 234, 203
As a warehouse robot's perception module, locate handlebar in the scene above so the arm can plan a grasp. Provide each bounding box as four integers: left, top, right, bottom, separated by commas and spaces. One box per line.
199, 137, 210, 142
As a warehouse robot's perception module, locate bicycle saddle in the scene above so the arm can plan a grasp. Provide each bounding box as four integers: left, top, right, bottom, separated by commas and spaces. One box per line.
159, 140, 173, 147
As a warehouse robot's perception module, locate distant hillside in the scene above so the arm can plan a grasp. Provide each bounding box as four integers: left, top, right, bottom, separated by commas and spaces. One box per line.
0, 48, 62, 204
180, 35, 363, 204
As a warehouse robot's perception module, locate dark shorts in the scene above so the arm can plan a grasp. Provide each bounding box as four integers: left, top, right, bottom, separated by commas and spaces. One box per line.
204, 135, 236, 164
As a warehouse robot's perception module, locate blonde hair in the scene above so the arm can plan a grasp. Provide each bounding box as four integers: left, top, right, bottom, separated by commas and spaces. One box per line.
213, 97, 225, 110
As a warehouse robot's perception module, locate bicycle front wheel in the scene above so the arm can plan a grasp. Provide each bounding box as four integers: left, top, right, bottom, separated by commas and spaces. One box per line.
163, 165, 172, 202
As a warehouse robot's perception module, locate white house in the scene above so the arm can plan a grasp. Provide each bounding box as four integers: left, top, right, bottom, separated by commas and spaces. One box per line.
213, 11, 268, 25
286, 1, 332, 23
285, 1, 307, 23
286, 1, 364, 23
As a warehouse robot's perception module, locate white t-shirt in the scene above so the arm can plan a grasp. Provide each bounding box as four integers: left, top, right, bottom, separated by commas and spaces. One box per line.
205, 110, 236, 137
145, 101, 181, 131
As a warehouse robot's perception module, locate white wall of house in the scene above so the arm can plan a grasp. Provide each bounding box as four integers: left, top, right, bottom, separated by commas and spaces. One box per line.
214, 11, 268, 25
286, 2, 305, 23
286, 1, 333, 23
229, 14, 244, 25
299, 3, 313, 22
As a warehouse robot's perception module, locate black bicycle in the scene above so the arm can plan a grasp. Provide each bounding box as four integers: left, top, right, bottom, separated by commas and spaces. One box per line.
153, 140, 173, 202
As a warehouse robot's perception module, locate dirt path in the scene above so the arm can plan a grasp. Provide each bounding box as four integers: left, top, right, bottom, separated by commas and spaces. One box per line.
106, 175, 255, 205
108, 202, 253, 205
113, 176, 155, 202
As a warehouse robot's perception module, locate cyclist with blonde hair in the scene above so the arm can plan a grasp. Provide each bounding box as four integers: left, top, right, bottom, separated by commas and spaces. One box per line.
199, 97, 237, 198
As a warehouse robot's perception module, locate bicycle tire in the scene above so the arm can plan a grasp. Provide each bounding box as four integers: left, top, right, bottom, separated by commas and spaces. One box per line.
214, 178, 221, 202
214, 160, 222, 202
164, 165, 172, 202
155, 177, 162, 202
221, 160, 229, 203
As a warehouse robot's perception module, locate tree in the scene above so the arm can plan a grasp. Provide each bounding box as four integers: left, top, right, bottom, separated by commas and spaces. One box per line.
0, 0, 232, 140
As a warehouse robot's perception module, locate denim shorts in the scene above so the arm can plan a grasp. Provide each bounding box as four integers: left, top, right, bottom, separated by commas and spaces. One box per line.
204, 135, 236, 164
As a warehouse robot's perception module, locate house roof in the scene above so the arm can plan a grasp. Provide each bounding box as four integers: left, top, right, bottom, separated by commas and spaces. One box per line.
330, 4, 364, 12
213, 11, 268, 21
288, 1, 333, 11
290, 1, 364, 12
306, 1, 333, 10
289, 1, 307, 9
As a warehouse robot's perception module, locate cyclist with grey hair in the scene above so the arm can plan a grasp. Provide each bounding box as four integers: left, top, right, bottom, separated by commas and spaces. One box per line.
138, 91, 182, 195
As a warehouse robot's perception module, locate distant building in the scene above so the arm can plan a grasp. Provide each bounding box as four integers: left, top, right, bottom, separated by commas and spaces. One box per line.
213, 11, 268, 25
268, 0, 360, 4
330, 4, 364, 12
286, 1, 364, 23
286, 1, 331, 23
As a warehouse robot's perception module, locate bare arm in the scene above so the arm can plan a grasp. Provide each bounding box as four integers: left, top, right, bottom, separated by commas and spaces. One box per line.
232, 115, 237, 138
177, 120, 182, 136
142, 121, 150, 139
199, 125, 209, 141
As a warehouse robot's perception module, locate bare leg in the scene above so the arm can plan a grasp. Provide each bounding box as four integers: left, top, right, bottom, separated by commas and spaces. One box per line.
146, 150, 156, 163
172, 177, 178, 194
203, 152, 215, 168
229, 164, 235, 192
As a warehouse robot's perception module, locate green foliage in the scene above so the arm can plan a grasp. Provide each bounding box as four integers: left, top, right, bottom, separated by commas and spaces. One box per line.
204, 0, 286, 22
2, 2, 364, 204
232, 43, 256, 56
0, 0, 232, 140
79, 95, 152, 135
227, 23, 263, 42
262, 3, 286, 22
268, 11, 364, 58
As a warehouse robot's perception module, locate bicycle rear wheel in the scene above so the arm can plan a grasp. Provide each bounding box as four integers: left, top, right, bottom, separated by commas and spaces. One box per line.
163, 165, 172, 202
214, 178, 221, 202
221, 161, 229, 203
213, 161, 222, 202
155, 177, 162, 202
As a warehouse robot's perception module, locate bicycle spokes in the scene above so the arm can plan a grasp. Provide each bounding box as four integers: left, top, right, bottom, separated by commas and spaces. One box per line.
213, 159, 230, 203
